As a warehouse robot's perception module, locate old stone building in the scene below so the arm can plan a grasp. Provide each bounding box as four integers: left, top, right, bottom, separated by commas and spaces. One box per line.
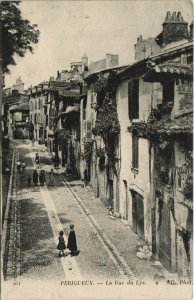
81, 54, 123, 206
8, 100, 29, 139
3, 77, 26, 135
28, 82, 49, 143
44, 56, 88, 169
143, 45, 193, 277
115, 11, 193, 277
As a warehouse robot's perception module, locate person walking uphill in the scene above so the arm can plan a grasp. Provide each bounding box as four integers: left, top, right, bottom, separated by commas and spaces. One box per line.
35, 153, 40, 168
57, 231, 66, 257
67, 224, 79, 256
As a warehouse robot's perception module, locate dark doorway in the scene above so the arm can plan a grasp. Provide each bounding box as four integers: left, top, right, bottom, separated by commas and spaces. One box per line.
123, 180, 128, 220
131, 190, 144, 239
109, 179, 114, 209
158, 201, 171, 271
151, 208, 157, 256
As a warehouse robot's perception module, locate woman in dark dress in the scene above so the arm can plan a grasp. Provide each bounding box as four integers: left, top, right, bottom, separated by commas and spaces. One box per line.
39, 170, 46, 186
67, 224, 78, 256
33, 170, 39, 186
57, 231, 66, 257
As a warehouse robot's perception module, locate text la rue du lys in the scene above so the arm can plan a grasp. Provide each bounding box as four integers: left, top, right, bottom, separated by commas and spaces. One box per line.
106, 280, 146, 286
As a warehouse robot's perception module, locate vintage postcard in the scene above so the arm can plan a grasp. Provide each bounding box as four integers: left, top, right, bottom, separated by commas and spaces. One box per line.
1, 0, 193, 299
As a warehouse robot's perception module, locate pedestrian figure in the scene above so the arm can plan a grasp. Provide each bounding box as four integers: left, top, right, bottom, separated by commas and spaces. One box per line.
16, 160, 21, 171
21, 161, 26, 171
48, 169, 55, 186
67, 224, 79, 256
33, 170, 39, 186
27, 174, 32, 187
57, 231, 66, 257
35, 153, 40, 168
39, 170, 46, 186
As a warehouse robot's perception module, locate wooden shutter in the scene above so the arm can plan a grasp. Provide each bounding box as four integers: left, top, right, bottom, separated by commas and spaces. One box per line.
133, 79, 139, 119
86, 120, 92, 142
128, 79, 139, 120
132, 134, 139, 169
128, 81, 133, 120
83, 120, 86, 140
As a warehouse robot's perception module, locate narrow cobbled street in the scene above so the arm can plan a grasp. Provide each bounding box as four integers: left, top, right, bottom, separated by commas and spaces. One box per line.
3, 140, 158, 288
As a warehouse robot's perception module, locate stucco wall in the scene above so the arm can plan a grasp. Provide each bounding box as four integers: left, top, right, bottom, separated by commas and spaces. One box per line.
172, 80, 193, 117
116, 79, 152, 242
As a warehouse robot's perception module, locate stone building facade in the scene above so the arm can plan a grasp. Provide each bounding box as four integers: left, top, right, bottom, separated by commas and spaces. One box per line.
28, 82, 49, 143
114, 11, 193, 277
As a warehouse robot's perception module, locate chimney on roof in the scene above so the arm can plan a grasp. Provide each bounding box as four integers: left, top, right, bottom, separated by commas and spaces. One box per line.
106, 53, 119, 68
172, 11, 176, 21
177, 11, 184, 21
134, 36, 160, 61
165, 11, 171, 21
162, 11, 189, 46
137, 35, 143, 43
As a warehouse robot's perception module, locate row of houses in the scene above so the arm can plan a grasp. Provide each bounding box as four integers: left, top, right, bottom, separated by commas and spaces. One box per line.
3, 12, 193, 278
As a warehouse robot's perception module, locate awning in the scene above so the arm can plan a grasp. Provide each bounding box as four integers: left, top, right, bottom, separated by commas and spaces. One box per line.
144, 62, 193, 82
58, 105, 80, 119
65, 105, 79, 113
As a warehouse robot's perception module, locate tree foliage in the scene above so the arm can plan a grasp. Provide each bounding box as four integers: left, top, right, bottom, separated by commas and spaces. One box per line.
1, 1, 40, 73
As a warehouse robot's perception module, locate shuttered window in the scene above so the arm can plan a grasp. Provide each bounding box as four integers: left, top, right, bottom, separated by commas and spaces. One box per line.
132, 134, 139, 169
91, 92, 97, 108
86, 120, 92, 142
83, 120, 86, 139
128, 79, 139, 120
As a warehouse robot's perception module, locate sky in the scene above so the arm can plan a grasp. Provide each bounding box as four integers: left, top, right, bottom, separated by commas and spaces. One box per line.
5, 0, 193, 89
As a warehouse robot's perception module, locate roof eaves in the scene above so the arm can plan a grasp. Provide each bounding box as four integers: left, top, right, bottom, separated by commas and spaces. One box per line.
84, 65, 126, 82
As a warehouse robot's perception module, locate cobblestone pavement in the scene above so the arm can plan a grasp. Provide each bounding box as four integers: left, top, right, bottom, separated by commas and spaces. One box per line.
2, 140, 160, 290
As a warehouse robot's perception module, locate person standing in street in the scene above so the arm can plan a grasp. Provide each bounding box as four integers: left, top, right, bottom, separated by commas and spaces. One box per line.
33, 169, 39, 186
67, 224, 79, 256
57, 231, 66, 257
35, 153, 40, 168
16, 160, 21, 171
39, 170, 46, 186
27, 174, 32, 187
48, 168, 55, 186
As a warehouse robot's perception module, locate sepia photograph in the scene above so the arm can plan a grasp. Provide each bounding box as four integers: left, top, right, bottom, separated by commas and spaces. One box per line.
1, 0, 193, 299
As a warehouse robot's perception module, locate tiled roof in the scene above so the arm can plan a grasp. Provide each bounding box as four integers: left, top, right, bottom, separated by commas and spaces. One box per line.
118, 41, 192, 78
144, 62, 192, 81
153, 62, 191, 75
